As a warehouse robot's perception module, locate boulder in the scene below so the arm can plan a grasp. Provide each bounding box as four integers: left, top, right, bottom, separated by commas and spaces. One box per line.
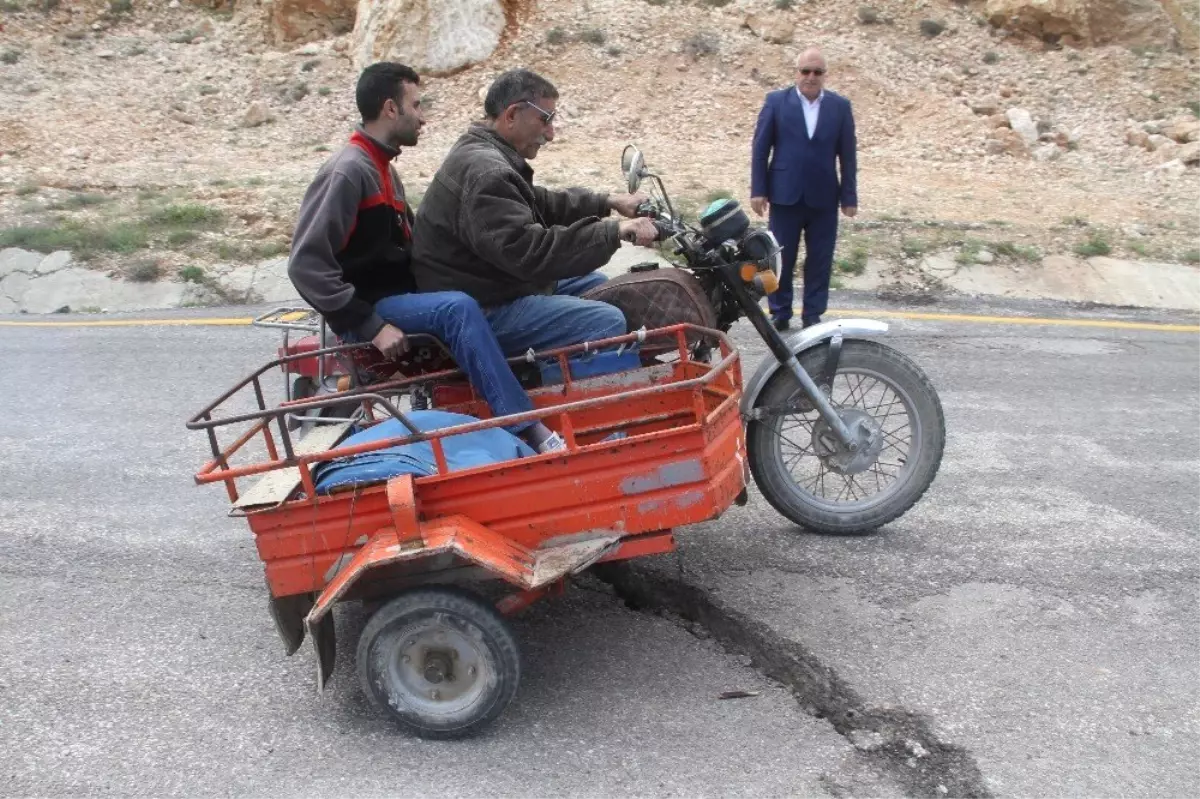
1033, 143, 1062, 161
0, 247, 41, 279
1006, 107, 1039, 146
241, 101, 274, 128
1123, 127, 1152, 147
971, 94, 1002, 116
988, 127, 1030, 157
743, 13, 795, 45
1146, 133, 1172, 151
983, 0, 1182, 48
1155, 141, 1181, 162
268, 0, 357, 44
1154, 159, 1187, 176
353, 0, 508, 75
1165, 117, 1200, 144
18, 267, 185, 314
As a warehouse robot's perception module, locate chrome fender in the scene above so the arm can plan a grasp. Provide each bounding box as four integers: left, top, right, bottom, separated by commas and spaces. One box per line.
739, 318, 890, 416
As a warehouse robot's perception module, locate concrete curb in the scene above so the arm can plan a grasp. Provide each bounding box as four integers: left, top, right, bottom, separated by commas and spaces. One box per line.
0, 245, 671, 315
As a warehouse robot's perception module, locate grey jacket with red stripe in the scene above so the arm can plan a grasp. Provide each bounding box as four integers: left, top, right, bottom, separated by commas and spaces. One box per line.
287, 127, 415, 340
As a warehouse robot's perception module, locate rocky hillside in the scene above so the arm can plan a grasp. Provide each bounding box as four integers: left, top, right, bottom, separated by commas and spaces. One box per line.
0, 0, 1197, 292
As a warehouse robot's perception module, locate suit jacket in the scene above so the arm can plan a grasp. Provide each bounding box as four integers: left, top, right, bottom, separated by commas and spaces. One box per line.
751, 88, 857, 210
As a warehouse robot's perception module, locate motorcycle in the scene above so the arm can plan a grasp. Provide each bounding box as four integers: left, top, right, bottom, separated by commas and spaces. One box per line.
612, 144, 945, 534
259, 145, 946, 535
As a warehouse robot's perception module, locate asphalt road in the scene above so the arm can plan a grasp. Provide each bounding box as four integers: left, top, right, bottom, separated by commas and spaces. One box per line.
0, 294, 1197, 797
0, 311, 865, 798
668, 296, 1200, 797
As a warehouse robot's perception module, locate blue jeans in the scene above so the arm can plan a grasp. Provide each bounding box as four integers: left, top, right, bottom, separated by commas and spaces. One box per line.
367, 291, 536, 432
484, 272, 627, 355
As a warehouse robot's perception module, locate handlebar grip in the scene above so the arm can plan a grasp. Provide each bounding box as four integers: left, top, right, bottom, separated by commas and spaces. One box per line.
634, 200, 658, 219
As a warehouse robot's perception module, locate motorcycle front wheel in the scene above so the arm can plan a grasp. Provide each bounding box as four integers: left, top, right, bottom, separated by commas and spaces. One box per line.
747, 339, 945, 535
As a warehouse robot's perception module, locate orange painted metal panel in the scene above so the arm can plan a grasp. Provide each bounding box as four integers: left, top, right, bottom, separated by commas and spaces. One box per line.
595, 530, 677, 563
197, 331, 746, 601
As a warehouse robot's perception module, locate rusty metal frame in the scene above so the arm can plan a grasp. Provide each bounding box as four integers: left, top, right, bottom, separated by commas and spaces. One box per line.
187, 324, 741, 506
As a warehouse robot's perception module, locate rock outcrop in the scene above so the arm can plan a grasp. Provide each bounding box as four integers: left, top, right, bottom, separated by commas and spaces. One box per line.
352, 0, 508, 74
982, 0, 1187, 48
267, 0, 357, 44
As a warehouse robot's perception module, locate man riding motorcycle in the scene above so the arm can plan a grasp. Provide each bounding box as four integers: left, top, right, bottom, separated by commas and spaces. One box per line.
411, 68, 659, 356
287, 62, 567, 453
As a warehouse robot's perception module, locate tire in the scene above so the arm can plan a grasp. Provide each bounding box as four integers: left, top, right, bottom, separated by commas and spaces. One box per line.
747, 339, 944, 535
291, 376, 316, 402
288, 377, 317, 431
357, 587, 521, 740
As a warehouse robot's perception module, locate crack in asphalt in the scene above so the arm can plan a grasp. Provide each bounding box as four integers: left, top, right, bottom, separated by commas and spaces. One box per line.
594, 561, 994, 799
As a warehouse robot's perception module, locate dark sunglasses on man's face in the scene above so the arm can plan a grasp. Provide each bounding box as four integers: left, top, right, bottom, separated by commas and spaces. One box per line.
798, 68, 826, 76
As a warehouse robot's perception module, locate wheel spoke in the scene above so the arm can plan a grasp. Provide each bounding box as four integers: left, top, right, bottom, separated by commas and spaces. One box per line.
769, 364, 925, 510
847, 474, 866, 501
776, 429, 813, 456
783, 447, 812, 471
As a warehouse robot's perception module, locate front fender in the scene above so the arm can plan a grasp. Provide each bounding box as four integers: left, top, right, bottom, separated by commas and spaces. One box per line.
739, 318, 889, 415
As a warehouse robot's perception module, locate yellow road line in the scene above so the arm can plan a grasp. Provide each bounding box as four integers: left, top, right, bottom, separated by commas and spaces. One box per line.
825, 309, 1200, 333
0, 317, 255, 328
1, 309, 1196, 333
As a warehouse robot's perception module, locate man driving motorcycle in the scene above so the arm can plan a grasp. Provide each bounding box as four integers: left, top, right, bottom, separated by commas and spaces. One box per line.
287, 62, 568, 453
411, 68, 659, 356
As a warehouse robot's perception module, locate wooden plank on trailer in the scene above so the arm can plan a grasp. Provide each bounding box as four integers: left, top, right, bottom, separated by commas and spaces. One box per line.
232, 421, 353, 512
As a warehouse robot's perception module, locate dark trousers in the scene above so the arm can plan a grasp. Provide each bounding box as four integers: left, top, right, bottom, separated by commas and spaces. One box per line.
767, 203, 839, 324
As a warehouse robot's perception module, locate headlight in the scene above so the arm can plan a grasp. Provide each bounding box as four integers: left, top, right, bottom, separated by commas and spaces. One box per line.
737, 229, 783, 294
740, 228, 782, 274
764, 231, 782, 277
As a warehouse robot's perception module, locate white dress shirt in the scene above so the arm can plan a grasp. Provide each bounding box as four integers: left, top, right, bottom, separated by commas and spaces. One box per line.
795, 88, 824, 138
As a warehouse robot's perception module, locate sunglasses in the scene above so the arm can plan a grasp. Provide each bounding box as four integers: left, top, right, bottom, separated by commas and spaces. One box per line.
797, 68, 826, 76
518, 99, 557, 125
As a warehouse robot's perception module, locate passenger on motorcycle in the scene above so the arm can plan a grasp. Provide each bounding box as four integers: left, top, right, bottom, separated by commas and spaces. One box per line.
287, 62, 567, 453
411, 68, 660, 357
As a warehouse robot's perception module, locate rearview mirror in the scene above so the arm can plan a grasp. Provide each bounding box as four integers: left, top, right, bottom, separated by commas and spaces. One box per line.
620, 144, 645, 193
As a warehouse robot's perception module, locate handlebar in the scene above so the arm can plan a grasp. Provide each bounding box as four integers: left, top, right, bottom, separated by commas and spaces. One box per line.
629, 200, 680, 243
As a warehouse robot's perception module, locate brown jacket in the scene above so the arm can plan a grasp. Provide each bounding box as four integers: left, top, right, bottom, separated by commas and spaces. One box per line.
412, 124, 620, 306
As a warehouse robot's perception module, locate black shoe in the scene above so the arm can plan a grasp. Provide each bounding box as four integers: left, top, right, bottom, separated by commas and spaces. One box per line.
772, 317, 791, 332
801, 315, 822, 329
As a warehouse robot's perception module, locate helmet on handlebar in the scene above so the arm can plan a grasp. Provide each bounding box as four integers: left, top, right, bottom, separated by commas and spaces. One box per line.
699, 198, 751, 245
700, 198, 782, 283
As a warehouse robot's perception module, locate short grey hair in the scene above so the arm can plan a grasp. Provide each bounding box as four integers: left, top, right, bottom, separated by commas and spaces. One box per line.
483, 69, 559, 119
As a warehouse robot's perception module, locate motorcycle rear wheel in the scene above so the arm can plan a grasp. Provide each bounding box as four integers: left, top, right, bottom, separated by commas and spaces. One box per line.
747, 339, 944, 535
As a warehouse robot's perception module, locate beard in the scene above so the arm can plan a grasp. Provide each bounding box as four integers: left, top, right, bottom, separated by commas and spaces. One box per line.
392, 120, 420, 148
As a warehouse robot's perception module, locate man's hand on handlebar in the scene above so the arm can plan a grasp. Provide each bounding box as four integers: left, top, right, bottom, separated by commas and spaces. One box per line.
371, 323, 409, 359
618, 217, 660, 247
608, 192, 649, 218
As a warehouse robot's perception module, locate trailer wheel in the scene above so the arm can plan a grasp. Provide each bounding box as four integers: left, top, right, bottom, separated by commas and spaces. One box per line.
357, 587, 520, 739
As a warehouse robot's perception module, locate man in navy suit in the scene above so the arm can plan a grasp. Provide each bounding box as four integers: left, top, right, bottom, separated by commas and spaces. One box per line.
750, 47, 857, 331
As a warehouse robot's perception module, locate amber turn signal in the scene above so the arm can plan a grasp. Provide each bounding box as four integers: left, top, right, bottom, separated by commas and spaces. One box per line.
754, 271, 780, 294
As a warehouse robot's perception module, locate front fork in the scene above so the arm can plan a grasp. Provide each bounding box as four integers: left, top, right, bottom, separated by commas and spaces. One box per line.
716, 266, 859, 449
